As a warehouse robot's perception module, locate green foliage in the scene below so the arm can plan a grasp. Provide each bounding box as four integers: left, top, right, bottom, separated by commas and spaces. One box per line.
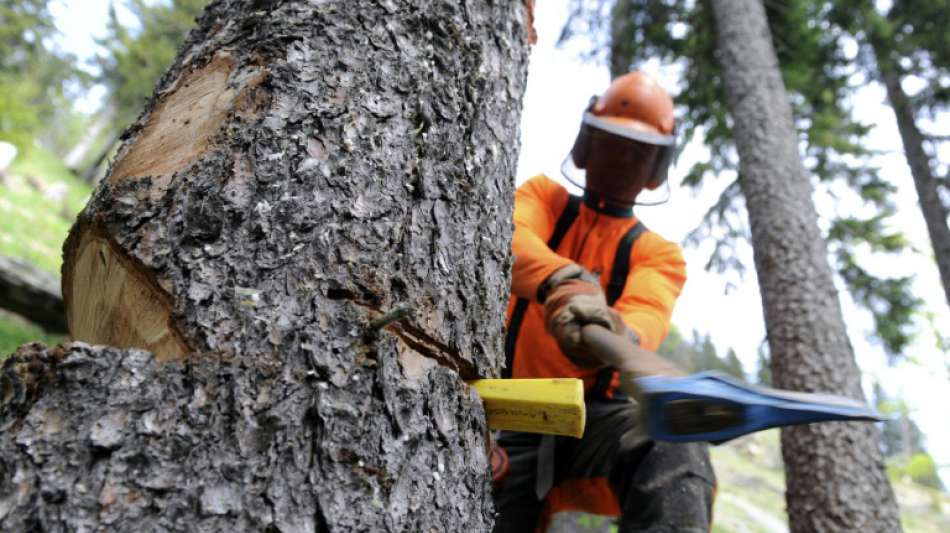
0, 0, 82, 150
888, 453, 944, 490
560, 0, 921, 356
96, 0, 209, 131
830, 215, 920, 356
658, 326, 746, 378
873, 382, 929, 459
831, 0, 950, 118
0, 312, 61, 359
873, 382, 943, 491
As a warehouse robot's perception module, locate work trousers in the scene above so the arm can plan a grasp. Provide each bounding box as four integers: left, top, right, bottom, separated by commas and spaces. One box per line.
492, 398, 716, 533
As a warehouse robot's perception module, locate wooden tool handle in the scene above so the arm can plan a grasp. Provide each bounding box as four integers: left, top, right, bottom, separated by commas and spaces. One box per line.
580, 324, 687, 381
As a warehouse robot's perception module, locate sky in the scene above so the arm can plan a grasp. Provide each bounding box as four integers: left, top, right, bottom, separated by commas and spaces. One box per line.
49, 0, 949, 484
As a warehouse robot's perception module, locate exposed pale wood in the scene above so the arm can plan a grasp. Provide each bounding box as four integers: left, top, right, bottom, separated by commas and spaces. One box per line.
64, 52, 268, 355
108, 53, 265, 191
62, 228, 186, 360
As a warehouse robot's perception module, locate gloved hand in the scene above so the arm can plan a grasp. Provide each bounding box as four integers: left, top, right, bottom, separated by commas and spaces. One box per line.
542, 269, 627, 367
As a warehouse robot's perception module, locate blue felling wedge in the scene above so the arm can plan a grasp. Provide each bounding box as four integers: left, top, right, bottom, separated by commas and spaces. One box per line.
634, 371, 885, 444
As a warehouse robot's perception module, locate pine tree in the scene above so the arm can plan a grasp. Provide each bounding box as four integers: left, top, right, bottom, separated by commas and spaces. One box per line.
561, 0, 922, 358
0, 0, 80, 150
828, 0, 950, 309
0, 1, 531, 529
708, 0, 900, 528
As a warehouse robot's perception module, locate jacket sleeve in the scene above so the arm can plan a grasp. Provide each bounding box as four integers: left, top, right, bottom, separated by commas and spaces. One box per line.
510, 176, 575, 301
613, 235, 686, 351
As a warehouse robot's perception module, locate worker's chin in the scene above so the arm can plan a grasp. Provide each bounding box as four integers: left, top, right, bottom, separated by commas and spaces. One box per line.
585, 186, 642, 208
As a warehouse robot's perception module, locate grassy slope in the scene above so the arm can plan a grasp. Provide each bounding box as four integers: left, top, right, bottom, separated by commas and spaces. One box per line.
0, 310, 60, 354
0, 146, 88, 356
1, 146, 91, 273
550, 429, 950, 532
711, 429, 950, 533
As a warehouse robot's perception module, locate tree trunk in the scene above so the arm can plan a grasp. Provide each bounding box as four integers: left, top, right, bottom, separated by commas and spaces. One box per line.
0, 254, 66, 333
65, 104, 114, 173
874, 44, 950, 309
0, 0, 530, 530
708, 0, 901, 531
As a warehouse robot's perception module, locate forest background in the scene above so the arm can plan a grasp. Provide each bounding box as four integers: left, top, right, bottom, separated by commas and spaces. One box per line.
0, 0, 947, 529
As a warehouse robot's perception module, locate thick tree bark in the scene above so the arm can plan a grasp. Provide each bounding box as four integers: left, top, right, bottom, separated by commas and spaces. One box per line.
0, 254, 66, 333
1, 1, 530, 531
709, 0, 901, 531
874, 47, 950, 309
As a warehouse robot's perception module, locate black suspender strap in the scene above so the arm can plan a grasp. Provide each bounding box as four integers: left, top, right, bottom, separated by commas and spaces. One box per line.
503, 195, 582, 378
606, 221, 647, 306
589, 221, 648, 399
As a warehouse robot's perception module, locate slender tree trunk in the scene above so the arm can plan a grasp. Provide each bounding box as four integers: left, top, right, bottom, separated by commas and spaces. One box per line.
873, 45, 950, 309
708, 0, 901, 531
65, 104, 114, 172
80, 134, 120, 185
0, 1, 530, 530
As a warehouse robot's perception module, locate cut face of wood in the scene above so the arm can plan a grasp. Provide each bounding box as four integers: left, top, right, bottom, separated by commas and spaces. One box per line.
107, 53, 264, 192
63, 230, 186, 360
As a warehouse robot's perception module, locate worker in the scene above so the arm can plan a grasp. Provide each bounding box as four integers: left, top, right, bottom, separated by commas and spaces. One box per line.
493, 71, 716, 532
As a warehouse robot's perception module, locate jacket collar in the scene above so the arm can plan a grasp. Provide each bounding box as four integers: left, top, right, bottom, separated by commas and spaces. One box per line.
582, 191, 635, 218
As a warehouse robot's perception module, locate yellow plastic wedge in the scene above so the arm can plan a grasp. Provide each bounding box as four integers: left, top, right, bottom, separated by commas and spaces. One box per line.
468, 378, 586, 438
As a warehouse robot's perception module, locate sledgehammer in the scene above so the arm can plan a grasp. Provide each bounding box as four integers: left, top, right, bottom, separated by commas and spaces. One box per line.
580, 324, 884, 444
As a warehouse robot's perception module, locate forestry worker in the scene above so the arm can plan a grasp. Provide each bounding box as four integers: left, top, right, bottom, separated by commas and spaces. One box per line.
492, 71, 717, 532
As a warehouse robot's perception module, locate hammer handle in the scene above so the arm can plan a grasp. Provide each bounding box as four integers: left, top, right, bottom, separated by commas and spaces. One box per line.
580, 324, 687, 388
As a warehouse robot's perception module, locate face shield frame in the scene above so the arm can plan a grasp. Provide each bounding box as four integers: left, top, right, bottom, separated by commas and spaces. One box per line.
563, 100, 677, 209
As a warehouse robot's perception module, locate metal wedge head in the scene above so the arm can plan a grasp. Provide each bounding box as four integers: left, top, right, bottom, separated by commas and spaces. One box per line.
633, 371, 884, 444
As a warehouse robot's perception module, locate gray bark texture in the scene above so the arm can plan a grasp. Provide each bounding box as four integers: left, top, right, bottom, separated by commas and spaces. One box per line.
0, 254, 66, 333
0, 0, 530, 531
709, 0, 901, 531
875, 48, 950, 309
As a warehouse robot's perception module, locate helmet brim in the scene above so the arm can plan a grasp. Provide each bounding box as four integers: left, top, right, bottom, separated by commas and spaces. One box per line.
582, 113, 676, 147
566, 115, 676, 208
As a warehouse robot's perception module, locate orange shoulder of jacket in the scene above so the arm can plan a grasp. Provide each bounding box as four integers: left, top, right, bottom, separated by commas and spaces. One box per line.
510, 175, 575, 300
614, 230, 687, 351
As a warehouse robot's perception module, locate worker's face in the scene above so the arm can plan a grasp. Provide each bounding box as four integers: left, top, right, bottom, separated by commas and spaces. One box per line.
583, 129, 659, 206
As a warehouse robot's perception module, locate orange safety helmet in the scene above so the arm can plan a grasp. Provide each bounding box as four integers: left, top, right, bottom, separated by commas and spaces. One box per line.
565, 71, 676, 209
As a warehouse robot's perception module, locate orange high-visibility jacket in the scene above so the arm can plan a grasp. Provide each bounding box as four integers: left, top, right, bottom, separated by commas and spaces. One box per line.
506, 175, 686, 397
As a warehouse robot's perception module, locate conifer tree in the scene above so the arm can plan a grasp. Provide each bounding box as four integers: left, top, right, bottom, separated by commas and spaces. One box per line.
561, 0, 921, 357
828, 0, 950, 309
0, 0, 79, 149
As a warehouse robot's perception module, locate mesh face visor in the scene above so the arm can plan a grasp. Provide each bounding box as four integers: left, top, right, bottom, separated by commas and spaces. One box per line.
563, 112, 676, 208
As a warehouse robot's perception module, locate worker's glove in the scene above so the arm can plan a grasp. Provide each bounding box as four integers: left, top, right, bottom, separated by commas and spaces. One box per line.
542, 275, 626, 368
537, 263, 599, 303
